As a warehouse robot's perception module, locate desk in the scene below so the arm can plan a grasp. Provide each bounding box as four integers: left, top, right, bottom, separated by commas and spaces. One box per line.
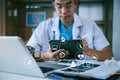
0, 72, 49, 80
37, 60, 104, 80
1, 60, 117, 80
37, 60, 120, 80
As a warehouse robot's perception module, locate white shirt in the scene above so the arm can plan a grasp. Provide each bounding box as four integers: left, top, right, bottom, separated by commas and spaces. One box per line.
27, 14, 109, 53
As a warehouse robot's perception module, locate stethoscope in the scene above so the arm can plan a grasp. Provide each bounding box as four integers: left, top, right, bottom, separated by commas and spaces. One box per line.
77, 25, 83, 38
52, 31, 56, 40
52, 25, 83, 40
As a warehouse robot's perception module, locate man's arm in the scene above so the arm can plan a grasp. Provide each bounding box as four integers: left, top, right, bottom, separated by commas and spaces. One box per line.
82, 38, 113, 61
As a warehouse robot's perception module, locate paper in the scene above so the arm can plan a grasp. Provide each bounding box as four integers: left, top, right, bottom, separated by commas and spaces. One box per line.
81, 61, 120, 79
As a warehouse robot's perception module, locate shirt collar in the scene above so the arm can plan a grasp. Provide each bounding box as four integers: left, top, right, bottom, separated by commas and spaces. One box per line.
51, 13, 83, 40
52, 13, 83, 28
73, 13, 83, 28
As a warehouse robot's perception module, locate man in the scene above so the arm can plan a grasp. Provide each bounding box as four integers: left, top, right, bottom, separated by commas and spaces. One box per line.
27, 0, 113, 61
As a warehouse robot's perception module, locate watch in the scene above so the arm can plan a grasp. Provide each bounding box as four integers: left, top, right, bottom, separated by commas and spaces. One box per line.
33, 52, 41, 59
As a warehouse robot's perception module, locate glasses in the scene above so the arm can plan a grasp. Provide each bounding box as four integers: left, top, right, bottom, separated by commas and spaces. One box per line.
55, 2, 73, 10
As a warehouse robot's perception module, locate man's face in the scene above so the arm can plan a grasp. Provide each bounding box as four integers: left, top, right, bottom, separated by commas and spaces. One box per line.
53, 0, 77, 24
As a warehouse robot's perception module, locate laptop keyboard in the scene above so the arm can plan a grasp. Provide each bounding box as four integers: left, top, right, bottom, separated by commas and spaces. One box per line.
62, 63, 100, 72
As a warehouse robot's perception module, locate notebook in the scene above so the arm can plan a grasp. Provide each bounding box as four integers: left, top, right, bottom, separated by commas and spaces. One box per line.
0, 36, 55, 78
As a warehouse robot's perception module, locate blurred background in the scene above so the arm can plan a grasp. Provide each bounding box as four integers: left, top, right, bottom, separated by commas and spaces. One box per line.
0, 0, 120, 60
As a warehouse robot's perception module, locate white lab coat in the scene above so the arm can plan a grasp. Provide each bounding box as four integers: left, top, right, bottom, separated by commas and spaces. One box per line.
27, 14, 109, 53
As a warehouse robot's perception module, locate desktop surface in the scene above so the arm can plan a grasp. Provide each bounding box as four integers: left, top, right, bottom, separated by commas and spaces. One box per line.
1, 71, 120, 80
37, 60, 120, 80
0, 71, 49, 80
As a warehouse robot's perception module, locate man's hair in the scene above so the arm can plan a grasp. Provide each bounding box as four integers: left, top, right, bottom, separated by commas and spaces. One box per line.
52, 0, 75, 2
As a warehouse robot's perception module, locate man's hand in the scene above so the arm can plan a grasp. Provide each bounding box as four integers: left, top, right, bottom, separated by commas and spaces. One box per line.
35, 49, 69, 62
76, 38, 90, 55
81, 38, 91, 56
80, 38, 113, 61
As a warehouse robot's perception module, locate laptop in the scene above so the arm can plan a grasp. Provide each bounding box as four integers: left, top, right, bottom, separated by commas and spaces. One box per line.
0, 36, 56, 78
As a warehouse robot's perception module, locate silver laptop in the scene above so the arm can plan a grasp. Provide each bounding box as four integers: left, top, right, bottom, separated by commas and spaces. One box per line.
0, 36, 54, 78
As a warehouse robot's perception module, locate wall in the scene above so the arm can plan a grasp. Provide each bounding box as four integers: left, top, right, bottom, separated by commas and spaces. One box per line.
24, 8, 54, 40
112, 0, 120, 60
0, 0, 5, 35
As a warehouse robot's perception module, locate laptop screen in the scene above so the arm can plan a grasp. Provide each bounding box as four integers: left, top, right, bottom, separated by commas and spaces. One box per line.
0, 36, 45, 78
